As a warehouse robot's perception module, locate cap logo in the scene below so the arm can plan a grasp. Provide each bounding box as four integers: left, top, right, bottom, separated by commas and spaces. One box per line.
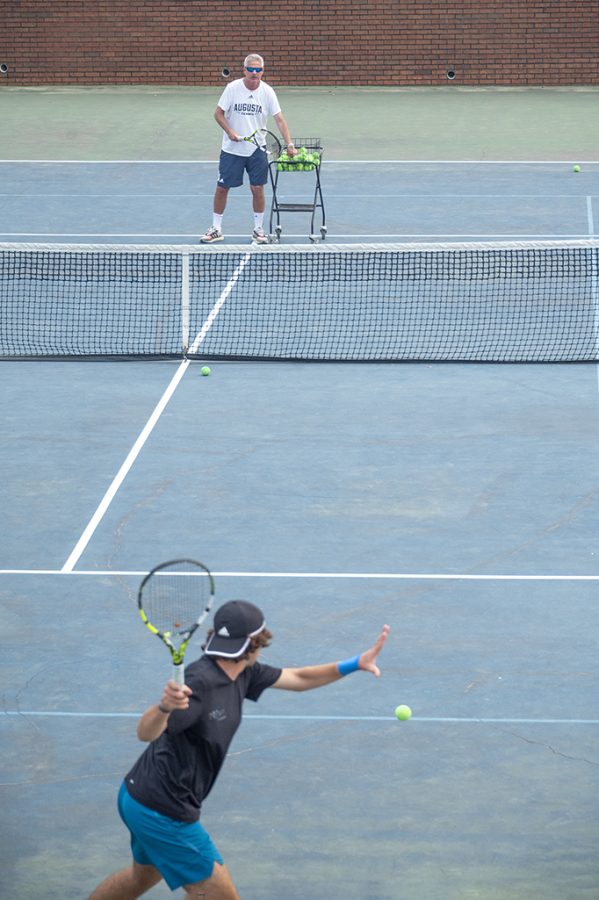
217, 626, 231, 636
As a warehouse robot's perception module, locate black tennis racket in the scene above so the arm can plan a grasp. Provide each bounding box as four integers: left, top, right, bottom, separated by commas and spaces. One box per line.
138, 559, 215, 685
242, 128, 282, 161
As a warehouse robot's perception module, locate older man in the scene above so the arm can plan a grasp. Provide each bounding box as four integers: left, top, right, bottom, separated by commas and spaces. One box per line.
201, 53, 297, 245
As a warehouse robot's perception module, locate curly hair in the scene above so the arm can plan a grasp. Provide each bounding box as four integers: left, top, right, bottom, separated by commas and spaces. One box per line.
203, 627, 273, 662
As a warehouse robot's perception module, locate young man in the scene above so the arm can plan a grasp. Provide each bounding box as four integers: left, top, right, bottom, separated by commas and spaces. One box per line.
89, 599, 389, 899
200, 53, 297, 245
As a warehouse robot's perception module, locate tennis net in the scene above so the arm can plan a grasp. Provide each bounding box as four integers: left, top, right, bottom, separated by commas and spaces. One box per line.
1, 241, 598, 362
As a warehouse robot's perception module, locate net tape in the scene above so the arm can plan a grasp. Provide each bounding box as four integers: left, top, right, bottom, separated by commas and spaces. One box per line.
1, 240, 598, 362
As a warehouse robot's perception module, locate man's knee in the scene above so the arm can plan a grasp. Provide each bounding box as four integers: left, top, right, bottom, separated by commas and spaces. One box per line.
132, 862, 162, 891
183, 861, 239, 899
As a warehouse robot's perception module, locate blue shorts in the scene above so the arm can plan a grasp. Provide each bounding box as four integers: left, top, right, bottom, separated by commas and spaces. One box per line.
117, 782, 224, 891
217, 147, 268, 188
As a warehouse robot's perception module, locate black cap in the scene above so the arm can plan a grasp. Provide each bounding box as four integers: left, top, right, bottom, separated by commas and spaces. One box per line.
204, 600, 266, 659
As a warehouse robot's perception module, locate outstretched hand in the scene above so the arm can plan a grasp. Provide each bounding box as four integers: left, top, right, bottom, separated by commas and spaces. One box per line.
358, 624, 390, 677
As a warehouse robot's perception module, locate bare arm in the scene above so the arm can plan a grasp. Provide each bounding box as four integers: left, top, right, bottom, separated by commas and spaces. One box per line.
272, 624, 390, 692
136, 680, 191, 742
273, 111, 297, 156
214, 106, 240, 142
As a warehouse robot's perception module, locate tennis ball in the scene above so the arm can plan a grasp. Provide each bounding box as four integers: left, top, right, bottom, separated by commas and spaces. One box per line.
395, 704, 412, 721
201, 366, 211, 376
573, 164, 581, 173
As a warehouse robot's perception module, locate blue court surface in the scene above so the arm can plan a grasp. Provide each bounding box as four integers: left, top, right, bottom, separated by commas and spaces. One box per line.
1, 154, 599, 900
0, 159, 597, 242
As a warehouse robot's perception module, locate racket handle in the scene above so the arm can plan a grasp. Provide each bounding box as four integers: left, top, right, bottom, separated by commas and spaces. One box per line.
173, 662, 185, 686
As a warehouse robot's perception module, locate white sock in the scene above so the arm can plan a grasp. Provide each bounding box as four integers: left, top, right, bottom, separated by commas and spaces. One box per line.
213, 213, 223, 230
253, 213, 264, 230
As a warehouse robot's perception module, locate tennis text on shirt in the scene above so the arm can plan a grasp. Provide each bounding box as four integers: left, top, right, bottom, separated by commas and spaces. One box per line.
217, 78, 281, 157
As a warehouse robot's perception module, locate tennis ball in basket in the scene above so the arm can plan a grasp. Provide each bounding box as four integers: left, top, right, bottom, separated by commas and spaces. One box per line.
201, 366, 211, 376
573, 164, 581, 172
395, 704, 412, 721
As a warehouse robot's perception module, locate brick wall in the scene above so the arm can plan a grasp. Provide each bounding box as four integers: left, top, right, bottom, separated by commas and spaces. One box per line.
2, 0, 598, 87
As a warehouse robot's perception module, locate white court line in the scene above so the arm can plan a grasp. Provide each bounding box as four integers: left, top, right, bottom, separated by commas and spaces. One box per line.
1, 710, 598, 724
2, 158, 599, 165
2, 568, 599, 580
326, 160, 599, 166
0, 159, 220, 165
1, 232, 597, 241
60, 364, 191, 572
0, 193, 589, 199
60, 252, 251, 573
588, 196, 595, 236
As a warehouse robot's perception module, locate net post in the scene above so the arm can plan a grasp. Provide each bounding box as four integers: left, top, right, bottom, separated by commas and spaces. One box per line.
592, 245, 599, 359
181, 250, 190, 354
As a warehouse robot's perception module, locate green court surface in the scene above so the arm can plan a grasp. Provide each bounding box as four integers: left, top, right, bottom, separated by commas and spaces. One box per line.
2, 85, 599, 160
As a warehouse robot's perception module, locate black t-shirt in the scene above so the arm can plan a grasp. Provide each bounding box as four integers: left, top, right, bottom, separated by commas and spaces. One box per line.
124, 656, 281, 822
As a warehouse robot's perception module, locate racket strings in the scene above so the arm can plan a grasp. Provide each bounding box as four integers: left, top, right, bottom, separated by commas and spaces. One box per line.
246, 129, 281, 160
141, 564, 211, 643
264, 132, 281, 160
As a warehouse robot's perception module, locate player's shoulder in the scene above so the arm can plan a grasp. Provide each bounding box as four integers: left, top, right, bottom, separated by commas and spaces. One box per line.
218, 78, 244, 102
258, 81, 280, 112
245, 660, 282, 690
185, 655, 223, 685
260, 80, 278, 97
224, 77, 247, 93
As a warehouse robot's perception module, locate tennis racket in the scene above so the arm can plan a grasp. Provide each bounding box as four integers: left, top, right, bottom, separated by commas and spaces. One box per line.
242, 128, 282, 160
138, 559, 215, 685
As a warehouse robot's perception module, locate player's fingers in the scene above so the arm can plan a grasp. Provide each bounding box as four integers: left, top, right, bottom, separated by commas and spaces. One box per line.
172, 693, 191, 709
375, 625, 390, 647
165, 682, 191, 700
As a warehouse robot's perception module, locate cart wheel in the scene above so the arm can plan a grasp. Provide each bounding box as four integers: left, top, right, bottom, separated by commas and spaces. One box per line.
320, 226, 327, 241
275, 225, 282, 238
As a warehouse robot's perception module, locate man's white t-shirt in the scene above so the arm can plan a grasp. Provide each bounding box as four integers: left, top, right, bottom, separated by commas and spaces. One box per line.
217, 78, 281, 157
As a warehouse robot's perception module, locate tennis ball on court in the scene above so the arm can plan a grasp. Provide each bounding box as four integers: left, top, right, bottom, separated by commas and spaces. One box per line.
573, 164, 581, 173
395, 704, 412, 721
201, 366, 211, 376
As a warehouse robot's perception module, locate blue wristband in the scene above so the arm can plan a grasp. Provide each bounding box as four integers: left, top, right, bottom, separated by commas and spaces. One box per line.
337, 654, 361, 676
